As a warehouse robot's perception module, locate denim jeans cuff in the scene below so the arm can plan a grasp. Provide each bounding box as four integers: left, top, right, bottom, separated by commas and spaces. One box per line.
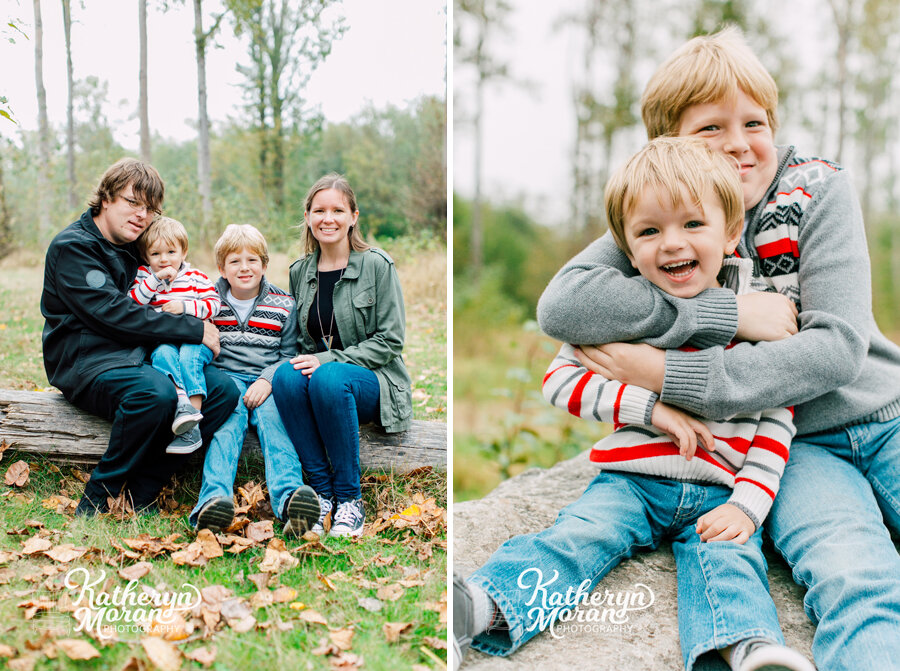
468, 575, 527, 657
684, 627, 783, 671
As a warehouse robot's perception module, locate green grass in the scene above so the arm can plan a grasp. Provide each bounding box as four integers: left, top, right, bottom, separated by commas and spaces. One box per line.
0, 455, 447, 669
0, 262, 46, 391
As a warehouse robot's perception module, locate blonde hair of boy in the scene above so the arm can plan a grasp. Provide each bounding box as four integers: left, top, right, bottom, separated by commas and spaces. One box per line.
640, 26, 779, 140
137, 216, 189, 262
605, 137, 745, 256
214, 224, 270, 270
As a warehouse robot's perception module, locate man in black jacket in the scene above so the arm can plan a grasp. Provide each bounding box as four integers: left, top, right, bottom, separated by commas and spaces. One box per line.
41, 158, 240, 515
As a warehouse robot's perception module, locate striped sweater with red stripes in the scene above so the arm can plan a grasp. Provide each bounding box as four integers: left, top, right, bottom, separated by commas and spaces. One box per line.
209, 276, 299, 384
542, 259, 796, 528
129, 262, 221, 320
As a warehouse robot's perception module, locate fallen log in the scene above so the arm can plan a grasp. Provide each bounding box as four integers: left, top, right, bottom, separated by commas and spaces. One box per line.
0, 390, 446, 471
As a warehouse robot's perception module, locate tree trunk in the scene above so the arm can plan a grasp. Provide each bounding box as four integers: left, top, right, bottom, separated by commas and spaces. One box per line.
33, 0, 52, 241
62, 0, 77, 209
138, 0, 151, 162
193, 0, 213, 241
0, 157, 12, 259
469, 33, 485, 281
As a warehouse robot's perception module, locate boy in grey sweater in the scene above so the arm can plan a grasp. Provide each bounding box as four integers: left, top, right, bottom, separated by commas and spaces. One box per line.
537, 28, 900, 671
189, 224, 320, 537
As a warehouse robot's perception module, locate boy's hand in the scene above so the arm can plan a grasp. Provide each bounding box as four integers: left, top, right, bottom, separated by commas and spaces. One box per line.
155, 266, 178, 283
202, 322, 220, 358
243, 379, 272, 409
735, 293, 798, 342
696, 503, 756, 544
650, 401, 715, 461
575, 343, 665, 394
290, 354, 321, 378
160, 300, 185, 314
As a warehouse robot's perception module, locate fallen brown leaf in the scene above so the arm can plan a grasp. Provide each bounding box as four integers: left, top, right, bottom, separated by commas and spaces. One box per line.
7, 653, 38, 671
245, 520, 274, 544
298, 609, 328, 626
184, 646, 216, 667
196, 529, 223, 559
5, 460, 30, 487
0, 643, 16, 657
0, 567, 14, 584
376, 583, 404, 602
118, 562, 153, 581
329, 651, 364, 669
249, 590, 274, 609
423, 635, 447, 649
171, 541, 207, 567
44, 543, 89, 563
70, 467, 92, 483
272, 586, 297, 602
318, 571, 337, 591
258, 539, 298, 574
141, 636, 182, 671
329, 627, 355, 650
55, 639, 100, 660
17, 597, 55, 619
382, 621, 412, 643
357, 597, 383, 612
118, 656, 149, 671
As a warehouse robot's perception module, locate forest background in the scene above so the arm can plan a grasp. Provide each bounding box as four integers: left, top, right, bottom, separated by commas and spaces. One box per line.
454, 0, 900, 500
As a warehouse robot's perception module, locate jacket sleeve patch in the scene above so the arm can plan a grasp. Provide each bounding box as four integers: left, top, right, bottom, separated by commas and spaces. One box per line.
85, 269, 107, 288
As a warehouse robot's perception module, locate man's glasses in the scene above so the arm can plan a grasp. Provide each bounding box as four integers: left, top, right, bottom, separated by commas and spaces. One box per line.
120, 194, 161, 216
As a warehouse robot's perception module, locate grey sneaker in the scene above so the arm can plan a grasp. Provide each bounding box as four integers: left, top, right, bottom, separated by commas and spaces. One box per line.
195, 496, 234, 532
282, 485, 321, 538
310, 495, 334, 536
172, 399, 203, 435
166, 426, 202, 454
329, 498, 365, 538
452, 572, 475, 671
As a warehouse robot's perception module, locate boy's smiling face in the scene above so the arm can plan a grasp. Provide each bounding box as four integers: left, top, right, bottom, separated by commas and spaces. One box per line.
624, 184, 741, 299
220, 248, 266, 301
677, 89, 777, 211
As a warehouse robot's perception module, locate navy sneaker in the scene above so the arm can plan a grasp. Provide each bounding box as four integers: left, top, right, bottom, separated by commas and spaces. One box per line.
75, 495, 109, 517
195, 496, 234, 532
310, 494, 334, 536
282, 486, 321, 537
166, 426, 202, 454
329, 498, 365, 538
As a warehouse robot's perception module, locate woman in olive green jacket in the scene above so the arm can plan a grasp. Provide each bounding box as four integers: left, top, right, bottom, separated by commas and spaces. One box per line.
272, 174, 412, 538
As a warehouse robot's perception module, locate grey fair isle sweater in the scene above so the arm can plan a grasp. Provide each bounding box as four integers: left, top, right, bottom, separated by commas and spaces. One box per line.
537, 145, 900, 436
210, 277, 299, 383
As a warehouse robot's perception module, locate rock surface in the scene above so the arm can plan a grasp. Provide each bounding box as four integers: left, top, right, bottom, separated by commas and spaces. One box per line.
454, 450, 816, 670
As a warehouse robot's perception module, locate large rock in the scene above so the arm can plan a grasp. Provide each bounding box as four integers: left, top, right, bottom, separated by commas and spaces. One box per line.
454, 450, 816, 670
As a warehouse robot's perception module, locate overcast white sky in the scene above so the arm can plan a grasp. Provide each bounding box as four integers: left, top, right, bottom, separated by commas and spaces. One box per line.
1, 0, 447, 145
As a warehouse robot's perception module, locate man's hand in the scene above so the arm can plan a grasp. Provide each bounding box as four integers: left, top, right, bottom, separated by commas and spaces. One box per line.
202, 321, 220, 358
575, 342, 666, 394
696, 503, 756, 544
155, 266, 178, 283
735, 292, 798, 342
160, 300, 185, 314
650, 402, 715, 461
290, 354, 321, 377
243, 379, 271, 409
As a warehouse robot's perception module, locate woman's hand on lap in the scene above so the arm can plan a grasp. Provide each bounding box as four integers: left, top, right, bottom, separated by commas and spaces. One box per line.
290, 354, 321, 377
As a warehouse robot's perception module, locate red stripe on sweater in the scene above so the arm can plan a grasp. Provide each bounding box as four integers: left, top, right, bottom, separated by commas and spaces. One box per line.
568, 371, 593, 417
757, 237, 799, 259
718, 435, 752, 454
589, 442, 737, 476
734, 477, 775, 500
543, 363, 576, 385
247, 319, 282, 332
749, 435, 789, 462
612, 385, 627, 424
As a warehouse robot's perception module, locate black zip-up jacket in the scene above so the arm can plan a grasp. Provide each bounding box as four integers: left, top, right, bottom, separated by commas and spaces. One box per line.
41, 210, 205, 398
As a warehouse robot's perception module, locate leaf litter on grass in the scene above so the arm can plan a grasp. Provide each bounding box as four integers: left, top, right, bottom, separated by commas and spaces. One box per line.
0, 461, 447, 669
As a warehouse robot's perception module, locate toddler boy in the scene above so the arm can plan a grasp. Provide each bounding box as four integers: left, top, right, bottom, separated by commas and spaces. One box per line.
189, 224, 320, 536
454, 138, 813, 671
131, 216, 220, 454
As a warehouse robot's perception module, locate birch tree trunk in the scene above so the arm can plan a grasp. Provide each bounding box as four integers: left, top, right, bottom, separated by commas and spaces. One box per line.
139, 0, 151, 162
33, 0, 52, 240
62, 0, 77, 208
193, 0, 213, 239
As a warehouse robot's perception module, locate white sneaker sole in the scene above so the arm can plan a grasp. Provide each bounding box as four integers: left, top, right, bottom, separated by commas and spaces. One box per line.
172, 411, 203, 435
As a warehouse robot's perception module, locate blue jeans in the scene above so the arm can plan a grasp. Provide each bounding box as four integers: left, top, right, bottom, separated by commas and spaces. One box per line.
765, 417, 900, 671
272, 361, 380, 502
151, 343, 214, 398
189, 372, 305, 524
468, 472, 782, 670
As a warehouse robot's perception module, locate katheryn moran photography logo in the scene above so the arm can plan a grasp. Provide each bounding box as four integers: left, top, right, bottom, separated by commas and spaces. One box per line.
518, 568, 655, 639
63, 567, 201, 640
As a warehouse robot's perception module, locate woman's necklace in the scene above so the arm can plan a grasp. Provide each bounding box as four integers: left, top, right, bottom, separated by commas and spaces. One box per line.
316, 266, 345, 350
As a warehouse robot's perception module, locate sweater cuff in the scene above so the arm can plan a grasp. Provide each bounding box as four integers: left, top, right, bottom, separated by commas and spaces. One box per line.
688, 289, 738, 348
616, 386, 659, 426
661, 348, 715, 416
728, 481, 774, 529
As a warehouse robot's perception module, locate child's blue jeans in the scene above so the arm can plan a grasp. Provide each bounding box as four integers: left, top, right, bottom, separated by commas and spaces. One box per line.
189, 372, 305, 525
468, 471, 783, 670
151, 343, 214, 398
